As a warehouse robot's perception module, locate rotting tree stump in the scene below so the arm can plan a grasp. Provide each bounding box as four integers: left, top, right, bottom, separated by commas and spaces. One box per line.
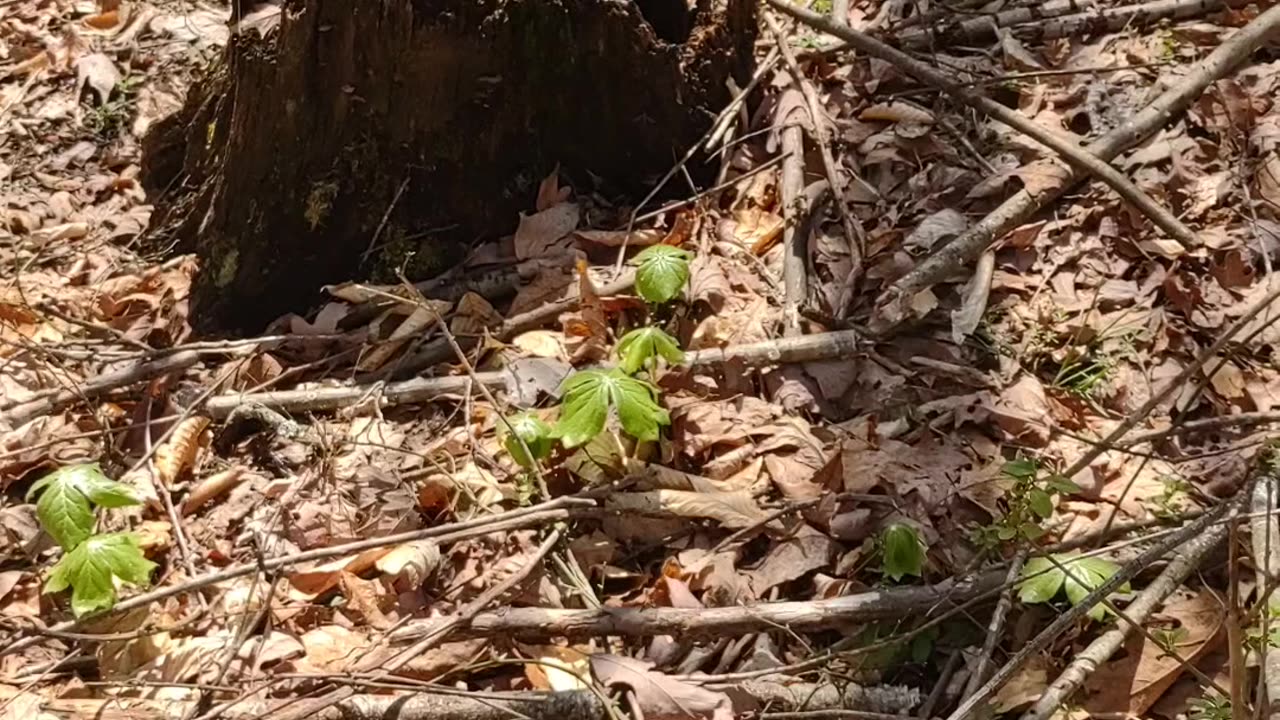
142, 0, 757, 332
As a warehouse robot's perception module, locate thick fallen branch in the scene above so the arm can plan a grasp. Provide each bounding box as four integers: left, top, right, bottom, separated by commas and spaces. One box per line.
1020, 502, 1234, 720
896, 0, 1240, 48
770, 1, 1205, 325
388, 569, 1004, 643
866, 2, 1280, 332
1, 350, 201, 427
199, 329, 863, 418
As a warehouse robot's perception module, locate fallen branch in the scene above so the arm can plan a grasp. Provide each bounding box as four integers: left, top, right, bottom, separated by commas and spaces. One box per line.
770, 2, 1203, 315
866, 1, 1280, 332
200, 329, 864, 418
10, 677, 921, 720
388, 569, 1004, 643
896, 0, 1241, 48
1250, 469, 1280, 716
1019, 503, 1234, 720
0, 498, 590, 659
1118, 410, 1280, 447
267, 530, 565, 720
383, 270, 637, 380
2, 350, 201, 427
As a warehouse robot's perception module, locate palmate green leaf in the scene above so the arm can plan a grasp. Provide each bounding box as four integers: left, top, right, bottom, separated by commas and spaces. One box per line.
616, 326, 684, 374
27, 463, 141, 550
44, 532, 156, 617
554, 369, 670, 448
631, 245, 693, 304
503, 412, 554, 468
1017, 556, 1064, 604
880, 523, 925, 582
1018, 553, 1128, 621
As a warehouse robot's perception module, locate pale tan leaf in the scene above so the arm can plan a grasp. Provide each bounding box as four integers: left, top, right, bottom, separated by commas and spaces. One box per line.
605, 490, 769, 529
154, 417, 211, 487
182, 467, 247, 517
374, 540, 441, 587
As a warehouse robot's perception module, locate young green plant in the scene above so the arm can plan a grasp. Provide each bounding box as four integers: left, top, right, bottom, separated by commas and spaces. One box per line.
27, 463, 155, 617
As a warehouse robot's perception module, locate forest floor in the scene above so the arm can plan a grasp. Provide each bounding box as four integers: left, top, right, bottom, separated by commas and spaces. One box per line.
3, 1, 1280, 719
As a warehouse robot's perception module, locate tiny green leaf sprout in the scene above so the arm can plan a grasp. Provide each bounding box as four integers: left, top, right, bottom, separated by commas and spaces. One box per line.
616, 326, 684, 374
631, 245, 693, 305
553, 368, 670, 448
1017, 551, 1128, 621
502, 412, 555, 469
27, 463, 155, 617
879, 523, 926, 582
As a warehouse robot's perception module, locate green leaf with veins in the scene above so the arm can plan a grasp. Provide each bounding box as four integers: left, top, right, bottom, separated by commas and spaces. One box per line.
27, 464, 139, 550
880, 523, 925, 581
44, 532, 156, 617
1018, 552, 1128, 621
631, 245, 693, 304
554, 369, 670, 448
616, 326, 684, 374
503, 412, 554, 468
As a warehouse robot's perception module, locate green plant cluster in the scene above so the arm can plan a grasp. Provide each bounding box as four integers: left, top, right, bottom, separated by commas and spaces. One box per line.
503, 246, 692, 468
27, 463, 155, 617
971, 458, 1079, 548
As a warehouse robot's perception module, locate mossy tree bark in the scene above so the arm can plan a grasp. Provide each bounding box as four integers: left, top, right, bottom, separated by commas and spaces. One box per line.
143, 0, 756, 332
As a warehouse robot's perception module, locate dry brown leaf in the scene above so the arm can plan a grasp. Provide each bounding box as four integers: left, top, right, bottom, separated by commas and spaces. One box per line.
510, 329, 569, 360
515, 202, 579, 260
1083, 589, 1225, 715
904, 208, 968, 252
182, 467, 247, 516
605, 489, 769, 529
535, 166, 571, 211
574, 228, 665, 248
153, 416, 210, 487
746, 523, 836, 595
860, 101, 934, 124
993, 653, 1051, 713
985, 375, 1052, 445
522, 645, 592, 691
590, 654, 734, 720
75, 53, 120, 104
451, 292, 502, 338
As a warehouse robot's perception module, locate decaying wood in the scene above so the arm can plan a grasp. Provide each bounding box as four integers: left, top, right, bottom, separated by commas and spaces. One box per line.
144, 0, 757, 333
1250, 471, 1280, 717
870, 2, 1280, 332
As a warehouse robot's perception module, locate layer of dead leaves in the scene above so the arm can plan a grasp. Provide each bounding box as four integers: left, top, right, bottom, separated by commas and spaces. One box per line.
2, 0, 1279, 718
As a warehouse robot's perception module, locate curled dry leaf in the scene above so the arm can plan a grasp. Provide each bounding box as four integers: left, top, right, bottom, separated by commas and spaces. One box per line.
153, 416, 211, 487
374, 540, 441, 588
860, 101, 934, 124
181, 466, 247, 516
522, 644, 592, 691
575, 228, 665, 248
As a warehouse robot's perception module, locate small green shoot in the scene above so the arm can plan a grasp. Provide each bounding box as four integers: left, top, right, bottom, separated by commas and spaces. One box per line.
554, 369, 670, 448
27, 463, 154, 617
971, 458, 1079, 549
1017, 551, 1129, 621
631, 245, 692, 305
1188, 693, 1232, 720
879, 523, 926, 582
616, 326, 684, 374
44, 532, 156, 617
502, 412, 555, 469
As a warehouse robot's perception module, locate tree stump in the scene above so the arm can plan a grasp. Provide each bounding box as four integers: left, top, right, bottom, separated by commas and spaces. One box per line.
143, 0, 757, 332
